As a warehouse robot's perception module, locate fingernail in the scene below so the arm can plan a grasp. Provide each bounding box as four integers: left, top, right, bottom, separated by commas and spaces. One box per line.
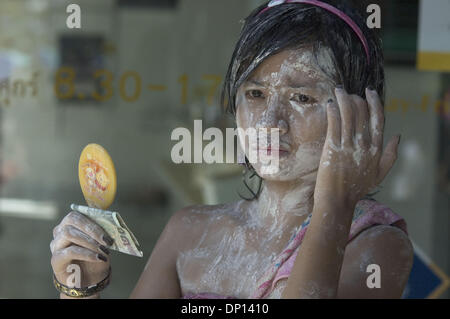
99, 245, 110, 255
102, 234, 114, 247
335, 85, 344, 91
97, 254, 108, 262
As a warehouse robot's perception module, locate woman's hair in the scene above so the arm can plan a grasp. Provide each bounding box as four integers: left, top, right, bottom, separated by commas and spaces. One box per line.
220, 0, 385, 200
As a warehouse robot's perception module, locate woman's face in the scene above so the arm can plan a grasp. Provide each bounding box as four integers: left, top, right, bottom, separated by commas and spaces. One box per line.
236, 47, 337, 182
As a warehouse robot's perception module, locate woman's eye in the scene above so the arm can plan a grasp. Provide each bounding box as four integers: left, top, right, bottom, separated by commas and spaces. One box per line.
246, 90, 264, 99
291, 93, 314, 103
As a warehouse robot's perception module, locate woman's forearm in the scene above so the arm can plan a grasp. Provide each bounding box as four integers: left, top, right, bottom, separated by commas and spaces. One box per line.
282, 199, 355, 299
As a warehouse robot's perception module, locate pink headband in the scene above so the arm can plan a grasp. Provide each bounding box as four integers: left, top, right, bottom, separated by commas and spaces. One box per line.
258, 0, 370, 63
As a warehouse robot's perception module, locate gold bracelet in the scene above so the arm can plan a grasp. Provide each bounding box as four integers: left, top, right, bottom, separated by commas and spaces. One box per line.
53, 267, 111, 298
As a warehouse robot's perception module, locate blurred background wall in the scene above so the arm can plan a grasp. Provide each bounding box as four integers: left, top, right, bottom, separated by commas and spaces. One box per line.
0, 0, 448, 298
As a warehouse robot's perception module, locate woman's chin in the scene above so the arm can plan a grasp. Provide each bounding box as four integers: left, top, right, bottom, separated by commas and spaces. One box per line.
255, 164, 319, 182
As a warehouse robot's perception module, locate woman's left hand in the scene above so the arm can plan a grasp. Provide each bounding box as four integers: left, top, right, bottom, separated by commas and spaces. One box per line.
313, 87, 401, 210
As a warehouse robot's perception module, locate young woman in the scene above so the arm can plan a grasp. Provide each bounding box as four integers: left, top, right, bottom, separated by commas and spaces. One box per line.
50, 0, 413, 299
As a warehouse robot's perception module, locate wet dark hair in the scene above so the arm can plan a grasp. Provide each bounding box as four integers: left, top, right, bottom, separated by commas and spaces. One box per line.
220, 0, 385, 200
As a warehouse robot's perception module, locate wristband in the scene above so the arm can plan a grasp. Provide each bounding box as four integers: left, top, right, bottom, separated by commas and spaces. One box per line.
53, 267, 111, 298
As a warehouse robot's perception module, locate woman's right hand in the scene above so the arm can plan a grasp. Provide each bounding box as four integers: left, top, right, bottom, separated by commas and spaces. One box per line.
50, 210, 114, 296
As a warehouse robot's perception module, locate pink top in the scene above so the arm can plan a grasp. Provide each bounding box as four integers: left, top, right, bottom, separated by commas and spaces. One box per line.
182, 199, 408, 299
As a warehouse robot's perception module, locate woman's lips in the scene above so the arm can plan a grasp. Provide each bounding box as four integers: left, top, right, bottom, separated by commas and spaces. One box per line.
251, 142, 291, 156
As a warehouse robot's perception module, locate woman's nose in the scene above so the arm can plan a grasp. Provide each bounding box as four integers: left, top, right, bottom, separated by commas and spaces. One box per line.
277, 119, 288, 135
255, 114, 289, 138
256, 98, 289, 135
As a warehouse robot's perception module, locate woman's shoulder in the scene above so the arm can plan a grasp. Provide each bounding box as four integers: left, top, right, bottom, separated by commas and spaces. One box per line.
171, 201, 243, 224
345, 200, 413, 272
349, 199, 409, 243
166, 201, 245, 248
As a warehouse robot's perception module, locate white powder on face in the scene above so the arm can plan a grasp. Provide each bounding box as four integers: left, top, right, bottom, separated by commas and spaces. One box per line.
290, 100, 321, 118
290, 100, 305, 116
235, 47, 336, 182
257, 48, 336, 101
289, 49, 334, 81
290, 47, 337, 85
280, 51, 332, 165
291, 53, 319, 78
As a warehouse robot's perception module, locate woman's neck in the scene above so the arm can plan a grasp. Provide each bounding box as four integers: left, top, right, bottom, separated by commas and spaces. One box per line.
248, 176, 316, 238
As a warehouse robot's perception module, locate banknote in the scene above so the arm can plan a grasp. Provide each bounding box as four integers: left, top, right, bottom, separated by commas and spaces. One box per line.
70, 204, 143, 257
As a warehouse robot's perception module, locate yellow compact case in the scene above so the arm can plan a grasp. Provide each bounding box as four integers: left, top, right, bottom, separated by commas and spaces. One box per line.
78, 144, 117, 209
